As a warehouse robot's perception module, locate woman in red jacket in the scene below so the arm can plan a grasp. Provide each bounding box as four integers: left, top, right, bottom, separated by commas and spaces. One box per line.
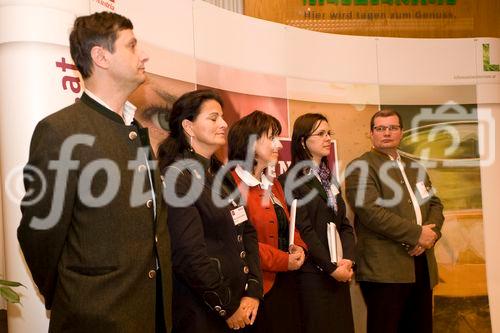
228, 110, 306, 333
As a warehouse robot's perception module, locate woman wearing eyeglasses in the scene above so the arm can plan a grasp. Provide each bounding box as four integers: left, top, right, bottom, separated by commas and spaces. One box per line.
228, 110, 307, 333
158, 90, 262, 332
279, 113, 355, 333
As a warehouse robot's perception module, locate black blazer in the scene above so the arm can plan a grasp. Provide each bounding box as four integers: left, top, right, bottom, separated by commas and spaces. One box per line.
165, 152, 262, 332
279, 170, 355, 274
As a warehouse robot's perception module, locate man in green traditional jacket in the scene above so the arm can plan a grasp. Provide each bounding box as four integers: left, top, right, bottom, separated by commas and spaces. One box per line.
346, 109, 444, 333
18, 12, 171, 333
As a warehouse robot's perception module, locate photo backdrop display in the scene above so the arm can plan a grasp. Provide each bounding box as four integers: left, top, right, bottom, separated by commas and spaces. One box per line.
1, 1, 499, 333
95, 2, 500, 332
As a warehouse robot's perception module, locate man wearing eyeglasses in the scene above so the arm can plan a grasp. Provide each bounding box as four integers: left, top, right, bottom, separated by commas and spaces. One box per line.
345, 109, 444, 333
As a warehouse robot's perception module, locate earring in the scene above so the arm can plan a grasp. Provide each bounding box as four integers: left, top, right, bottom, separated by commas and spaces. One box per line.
188, 135, 194, 152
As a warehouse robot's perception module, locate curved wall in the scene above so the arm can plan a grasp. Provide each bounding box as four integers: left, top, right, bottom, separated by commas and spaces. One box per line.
1, 0, 498, 332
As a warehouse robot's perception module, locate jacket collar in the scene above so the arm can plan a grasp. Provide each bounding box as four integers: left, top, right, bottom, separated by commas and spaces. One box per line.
80, 91, 136, 125
191, 150, 212, 170
234, 165, 274, 190
371, 147, 402, 161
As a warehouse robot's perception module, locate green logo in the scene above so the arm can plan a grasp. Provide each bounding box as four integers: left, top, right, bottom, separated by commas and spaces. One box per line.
303, 0, 456, 5
483, 44, 500, 71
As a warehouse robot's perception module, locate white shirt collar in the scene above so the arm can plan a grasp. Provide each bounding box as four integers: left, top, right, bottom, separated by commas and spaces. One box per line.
85, 89, 137, 126
235, 165, 274, 190
388, 152, 401, 161
122, 102, 137, 126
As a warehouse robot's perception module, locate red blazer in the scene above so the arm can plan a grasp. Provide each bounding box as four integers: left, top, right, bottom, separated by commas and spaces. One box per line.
232, 171, 307, 294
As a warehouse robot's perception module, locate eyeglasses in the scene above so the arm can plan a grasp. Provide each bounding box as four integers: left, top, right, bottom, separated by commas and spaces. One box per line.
372, 125, 401, 133
310, 130, 334, 138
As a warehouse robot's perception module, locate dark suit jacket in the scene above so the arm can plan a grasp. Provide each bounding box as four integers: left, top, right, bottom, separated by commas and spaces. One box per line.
279, 170, 355, 275
345, 149, 444, 287
18, 93, 172, 332
165, 153, 262, 332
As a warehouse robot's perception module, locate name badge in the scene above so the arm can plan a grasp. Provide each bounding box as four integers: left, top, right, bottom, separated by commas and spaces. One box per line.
230, 206, 248, 226
416, 181, 430, 199
330, 184, 340, 196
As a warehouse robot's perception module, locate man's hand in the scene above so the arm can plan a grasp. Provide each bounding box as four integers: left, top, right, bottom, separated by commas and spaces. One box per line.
408, 244, 426, 256
418, 224, 437, 249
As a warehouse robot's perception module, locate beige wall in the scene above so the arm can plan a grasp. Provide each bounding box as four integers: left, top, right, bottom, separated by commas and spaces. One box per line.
479, 103, 500, 333
0, 171, 5, 310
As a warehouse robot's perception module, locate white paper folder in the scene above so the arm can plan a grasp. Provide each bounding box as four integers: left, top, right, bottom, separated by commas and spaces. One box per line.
288, 199, 297, 248
327, 222, 343, 264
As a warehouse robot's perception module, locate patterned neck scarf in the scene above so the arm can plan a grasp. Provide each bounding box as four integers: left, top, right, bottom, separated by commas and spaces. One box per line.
313, 164, 338, 213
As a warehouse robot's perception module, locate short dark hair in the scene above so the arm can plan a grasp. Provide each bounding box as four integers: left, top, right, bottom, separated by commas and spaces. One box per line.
158, 89, 223, 171
291, 113, 329, 167
228, 111, 281, 163
370, 109, 403, 130
69, 11, 133, 79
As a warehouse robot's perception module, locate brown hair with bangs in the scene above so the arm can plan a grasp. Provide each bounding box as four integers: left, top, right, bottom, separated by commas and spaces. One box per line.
227, 110, 281, 163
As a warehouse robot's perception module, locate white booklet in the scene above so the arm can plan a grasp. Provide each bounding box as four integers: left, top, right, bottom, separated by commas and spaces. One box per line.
327, 222, 343, 264
288, 199, 297, 248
